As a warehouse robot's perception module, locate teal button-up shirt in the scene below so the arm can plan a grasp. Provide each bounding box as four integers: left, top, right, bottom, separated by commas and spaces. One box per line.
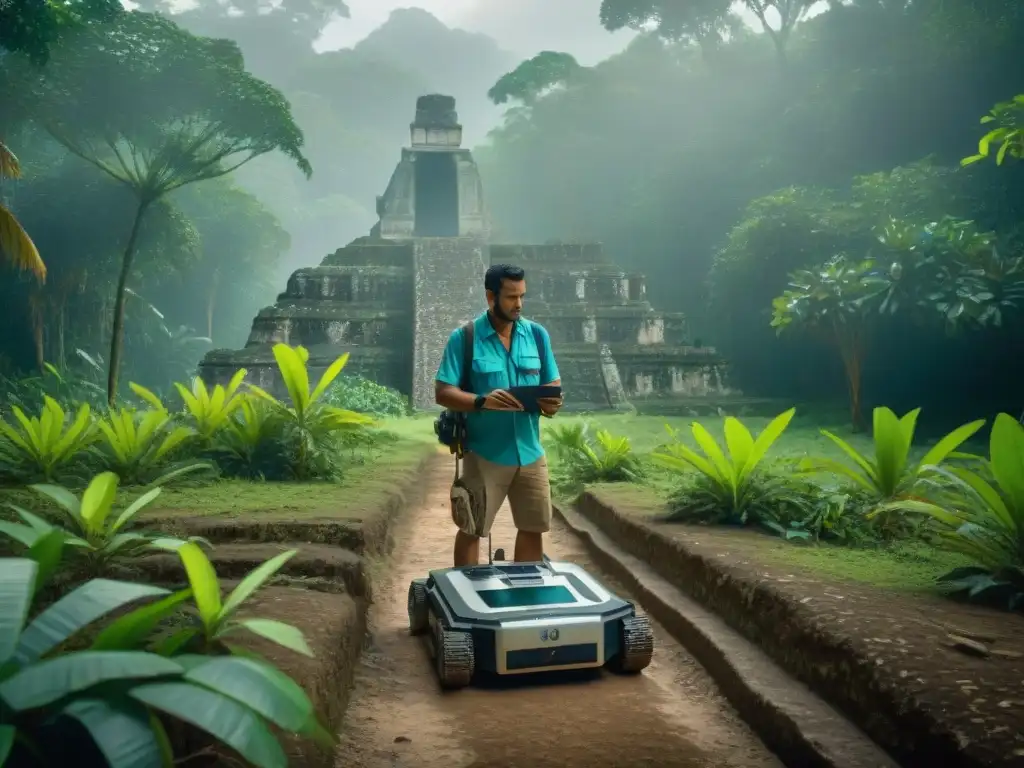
435, 312, 560, 467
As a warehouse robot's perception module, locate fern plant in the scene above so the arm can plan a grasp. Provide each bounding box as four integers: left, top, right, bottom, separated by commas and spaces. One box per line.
544, 422, 643, 494
651, 409, 806, 525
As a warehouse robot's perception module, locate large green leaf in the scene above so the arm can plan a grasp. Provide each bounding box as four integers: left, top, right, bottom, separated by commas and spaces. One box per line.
9, 506, 53, 533
918, 419, 986, 470
989, 414, 1024, 515
689, 423, 734, 486
650, 443, 718, 479
219, 550, 297, 623
175, 542, 221, 630
235, 618, 313, 657
112, 487, 162, 533
80, 472, 119, 536
15, 579, 169, 665
0, 521, 44, 550
0, 559, 37, 667
872, 407, 909, 496
309, 352, 350, 404
723, 418, 754, 476
28, 528, 67, 593
91, 589, 193, 651
28, 482, 82, 519
820, 430, 878, 487
0, 651, 183, 711
946, 466, 1013, 531
130, 681, 287, 768
271, 344, 310, 415
62, 697, 168, 768
0, 725, 15, 764
185, 656, 313, 732
741, 408, 795, 483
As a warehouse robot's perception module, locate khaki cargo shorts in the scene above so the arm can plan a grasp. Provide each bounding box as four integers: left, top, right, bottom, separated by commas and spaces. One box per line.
451, 452, 552, 538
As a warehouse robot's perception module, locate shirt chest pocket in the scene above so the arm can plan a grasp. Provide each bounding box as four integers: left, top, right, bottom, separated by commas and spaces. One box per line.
472, 358, 508, 392
513, 353, 542, 386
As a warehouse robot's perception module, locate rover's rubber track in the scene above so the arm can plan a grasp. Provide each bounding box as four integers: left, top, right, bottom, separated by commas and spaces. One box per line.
434, 623, 475, 689
613, 613, 655, 673
407, 580, 429, 635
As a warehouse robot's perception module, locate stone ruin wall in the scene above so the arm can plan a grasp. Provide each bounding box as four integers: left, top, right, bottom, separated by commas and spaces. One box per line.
410, 237, 489, 409
197, 237, 742, 413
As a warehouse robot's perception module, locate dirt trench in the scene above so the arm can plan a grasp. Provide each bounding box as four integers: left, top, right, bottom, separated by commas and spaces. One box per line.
334, 467, 783, 768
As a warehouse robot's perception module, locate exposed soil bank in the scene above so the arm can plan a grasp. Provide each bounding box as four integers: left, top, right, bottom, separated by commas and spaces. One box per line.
574, 487, 1024, 768
554, 501, 898, 768
148, 445, 441, 768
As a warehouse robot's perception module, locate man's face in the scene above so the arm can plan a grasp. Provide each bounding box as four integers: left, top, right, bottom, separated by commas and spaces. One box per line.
489, 278, 525, 322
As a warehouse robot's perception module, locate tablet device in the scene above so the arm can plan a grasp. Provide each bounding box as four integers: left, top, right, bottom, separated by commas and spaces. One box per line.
507, 385, 562, 412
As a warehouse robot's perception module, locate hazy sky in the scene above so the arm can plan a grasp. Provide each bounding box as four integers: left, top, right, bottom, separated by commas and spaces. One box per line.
316, 0, 636, 65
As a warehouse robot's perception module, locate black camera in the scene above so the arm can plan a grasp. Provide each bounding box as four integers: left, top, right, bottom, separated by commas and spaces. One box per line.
434, 409, 467, 453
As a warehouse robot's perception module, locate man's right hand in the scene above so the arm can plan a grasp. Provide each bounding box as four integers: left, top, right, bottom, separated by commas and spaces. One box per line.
483, 389, 524, 411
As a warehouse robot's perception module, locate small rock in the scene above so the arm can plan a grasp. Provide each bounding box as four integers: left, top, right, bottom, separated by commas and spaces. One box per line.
394, 736, 411, 743
943, 624, 997, 643
947, 634, 990, 658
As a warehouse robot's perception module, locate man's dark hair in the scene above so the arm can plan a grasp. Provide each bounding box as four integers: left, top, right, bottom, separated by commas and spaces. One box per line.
484, 264, 525, 295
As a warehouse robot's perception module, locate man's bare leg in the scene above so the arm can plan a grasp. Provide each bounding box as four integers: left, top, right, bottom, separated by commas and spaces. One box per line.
513, 530, 543, 563
453, 530, 480, 567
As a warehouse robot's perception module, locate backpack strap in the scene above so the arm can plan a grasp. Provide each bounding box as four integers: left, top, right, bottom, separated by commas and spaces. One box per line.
453, 320, 474, 466
460, 321, 474, 392
530, 322, 548, 382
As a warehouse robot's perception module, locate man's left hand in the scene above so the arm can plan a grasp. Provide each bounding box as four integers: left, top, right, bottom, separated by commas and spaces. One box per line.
538, 396, 563, 418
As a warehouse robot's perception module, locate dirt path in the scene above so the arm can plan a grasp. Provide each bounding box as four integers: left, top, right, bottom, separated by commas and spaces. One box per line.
335, 461, 783, 768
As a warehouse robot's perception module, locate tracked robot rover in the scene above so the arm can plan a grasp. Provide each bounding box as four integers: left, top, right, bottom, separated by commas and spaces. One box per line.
408, 547, 654, 689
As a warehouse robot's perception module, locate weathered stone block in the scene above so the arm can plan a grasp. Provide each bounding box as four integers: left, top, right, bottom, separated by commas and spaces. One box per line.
410, 237, 489, 409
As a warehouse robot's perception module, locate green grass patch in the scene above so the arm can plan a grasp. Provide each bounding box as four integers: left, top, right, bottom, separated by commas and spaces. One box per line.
142, 438, 438, 519
759, 540, 973, 591
0, 427, 439, 523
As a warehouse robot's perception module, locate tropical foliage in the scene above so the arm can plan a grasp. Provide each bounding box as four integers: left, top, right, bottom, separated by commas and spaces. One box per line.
0, 470, 206, 579
878, 413, 1024, 609
650, 408, 808, 526
0, 477, 331, 767
0, 344, 374, 487
544, 422, 644, 493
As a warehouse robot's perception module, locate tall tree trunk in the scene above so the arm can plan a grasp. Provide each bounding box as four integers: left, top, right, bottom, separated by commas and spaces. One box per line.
107, 198, 151, 407
206, 268, 220, 340
29, 292, 44, 372
833, 320, 866, 431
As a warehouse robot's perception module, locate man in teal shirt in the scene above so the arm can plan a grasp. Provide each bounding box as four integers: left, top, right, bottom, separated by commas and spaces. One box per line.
435, 264, 563, 566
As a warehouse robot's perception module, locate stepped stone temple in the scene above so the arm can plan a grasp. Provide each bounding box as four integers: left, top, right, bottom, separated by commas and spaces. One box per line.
199, 95, 736, 412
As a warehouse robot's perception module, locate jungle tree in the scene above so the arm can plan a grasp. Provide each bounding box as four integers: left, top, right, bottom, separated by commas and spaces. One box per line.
9, 11, 311, 405
0, 0, 122, 65
487, 52, 585, 107
962, 95, 1024, 167
172, 178, 290, 341
598, 0, 815, 64
771, 218, 1024, 428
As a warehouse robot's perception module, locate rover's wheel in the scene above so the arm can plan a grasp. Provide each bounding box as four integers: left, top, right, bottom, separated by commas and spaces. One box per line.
407, 580, 429, 635
609, 613, 654, 674
434, 622, 475, 689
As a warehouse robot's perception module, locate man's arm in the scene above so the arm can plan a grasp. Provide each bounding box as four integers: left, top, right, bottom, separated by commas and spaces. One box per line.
434, 328, 522, 411
434, 328, 475, 411
537, 324, 560, 386
536, 323, 563, 417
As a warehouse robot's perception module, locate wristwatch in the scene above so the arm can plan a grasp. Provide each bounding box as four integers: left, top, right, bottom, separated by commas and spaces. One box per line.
473, 395, 486, 411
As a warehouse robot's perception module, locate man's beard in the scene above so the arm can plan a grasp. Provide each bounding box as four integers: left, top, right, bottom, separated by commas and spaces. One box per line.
492, 304, 518, 323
